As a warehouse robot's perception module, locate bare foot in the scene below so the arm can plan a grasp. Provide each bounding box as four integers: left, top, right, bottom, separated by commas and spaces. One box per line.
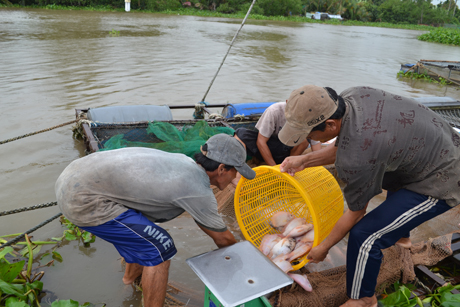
122, 277, 135, 285
395, 237, 412, 249
340, 296, 377, 307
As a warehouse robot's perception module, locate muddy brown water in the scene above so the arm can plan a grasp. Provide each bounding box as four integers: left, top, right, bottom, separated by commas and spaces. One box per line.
1, 8, 460, 306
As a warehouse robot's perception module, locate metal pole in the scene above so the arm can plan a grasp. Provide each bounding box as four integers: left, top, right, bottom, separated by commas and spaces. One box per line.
200, 0, 257, 103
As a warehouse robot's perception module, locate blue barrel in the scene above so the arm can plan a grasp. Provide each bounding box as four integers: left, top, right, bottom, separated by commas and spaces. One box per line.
222, 102, 278, 118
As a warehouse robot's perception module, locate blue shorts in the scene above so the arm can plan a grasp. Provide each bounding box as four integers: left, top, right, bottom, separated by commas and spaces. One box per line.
80, 209, 177, 267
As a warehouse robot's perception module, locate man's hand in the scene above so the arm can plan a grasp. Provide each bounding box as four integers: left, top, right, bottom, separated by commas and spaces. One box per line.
280, 155, 307, 176
307, 244, 329, 263
280, 140, 338, 175
306, 205, 368, 264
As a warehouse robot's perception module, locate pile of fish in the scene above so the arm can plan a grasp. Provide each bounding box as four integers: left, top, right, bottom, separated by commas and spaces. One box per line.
259, 211, 314, 292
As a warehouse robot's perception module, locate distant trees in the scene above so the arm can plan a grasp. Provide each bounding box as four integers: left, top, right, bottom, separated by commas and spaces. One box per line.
299, 0, 459, 24
257, 0, 302, 16
5, 0, 460, 25
377, 0, 458, 24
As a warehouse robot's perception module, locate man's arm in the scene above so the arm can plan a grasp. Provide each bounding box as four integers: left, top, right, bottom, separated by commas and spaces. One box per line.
197, 224, 237, 248
307, 204, 368, 263
290, 139, 310, 156
256, 133, 277, 166
280, 140, 337, 176
311, 142, 322, 152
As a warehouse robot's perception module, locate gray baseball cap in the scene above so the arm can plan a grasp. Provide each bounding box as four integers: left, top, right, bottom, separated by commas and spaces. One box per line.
201, 134, 256, 180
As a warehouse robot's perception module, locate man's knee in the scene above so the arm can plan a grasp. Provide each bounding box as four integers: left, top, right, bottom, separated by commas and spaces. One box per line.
349, 223, 367, 245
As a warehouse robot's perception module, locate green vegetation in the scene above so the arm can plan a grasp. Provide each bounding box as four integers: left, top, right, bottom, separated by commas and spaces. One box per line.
379, 282, 460, 307
108, 28, 120, 36
0, 217, 97, 306
397, 70, 453, 85
418, 27, 460, 45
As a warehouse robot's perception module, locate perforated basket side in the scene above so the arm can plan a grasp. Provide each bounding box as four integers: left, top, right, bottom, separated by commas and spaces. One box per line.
294, 167, 344, 244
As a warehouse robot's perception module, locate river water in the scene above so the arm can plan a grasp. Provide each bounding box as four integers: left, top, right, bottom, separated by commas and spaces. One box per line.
1, 7, 459, 306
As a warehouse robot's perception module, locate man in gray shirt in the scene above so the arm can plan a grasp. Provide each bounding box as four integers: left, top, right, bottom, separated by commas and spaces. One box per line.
279, 85, 460, 307
55, 133, 255, 307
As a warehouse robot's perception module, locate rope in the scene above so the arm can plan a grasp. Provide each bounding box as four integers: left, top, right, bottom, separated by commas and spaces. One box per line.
200, 0, 257, 103
233, 114, 246, 121
0, 201, 58, 217
0, 119, 77, 145
0, 212, 62, 250
208, 113, 224, 119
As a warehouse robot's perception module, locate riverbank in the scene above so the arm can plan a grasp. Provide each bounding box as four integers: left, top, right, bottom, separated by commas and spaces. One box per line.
0, 4, 437, 32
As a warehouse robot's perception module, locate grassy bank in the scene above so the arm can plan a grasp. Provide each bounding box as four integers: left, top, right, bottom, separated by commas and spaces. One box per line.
0, 3, 437, 32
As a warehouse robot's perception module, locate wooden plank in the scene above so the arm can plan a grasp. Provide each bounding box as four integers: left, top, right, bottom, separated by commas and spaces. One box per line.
81, 123, 99, 153
451, 241, 460, 252
453, 253, 460, 263
416, 265, 460, 294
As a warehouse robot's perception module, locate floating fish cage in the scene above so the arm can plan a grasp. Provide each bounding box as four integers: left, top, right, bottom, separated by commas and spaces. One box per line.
234, 165, 344, 270
74, 106, 258, 153
84, 121, 255, 151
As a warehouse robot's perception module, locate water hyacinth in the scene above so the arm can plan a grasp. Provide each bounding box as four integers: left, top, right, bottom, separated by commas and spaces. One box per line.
418, 28, 460, 46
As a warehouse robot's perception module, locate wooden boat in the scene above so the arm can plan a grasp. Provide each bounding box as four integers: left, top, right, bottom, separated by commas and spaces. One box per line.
74, 102, 277, 153
400, 60, 460, 85
74, 97, 460, 154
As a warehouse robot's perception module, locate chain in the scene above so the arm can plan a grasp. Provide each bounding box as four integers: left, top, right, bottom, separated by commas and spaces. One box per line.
0, 212, 63, 250
0, 119, 77, 145
0, 201, 58, 217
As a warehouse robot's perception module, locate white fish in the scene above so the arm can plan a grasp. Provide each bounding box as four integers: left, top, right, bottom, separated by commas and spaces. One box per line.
288, 273, 313, 292
295, 228, 315, 243
272, 254, 293, 273
285, 224, 314, 238
282, 218, 307, 237
288, 241, 313, 262
269, 211, 295, 231
268, 237, 296, 259
259, 234, 283, 256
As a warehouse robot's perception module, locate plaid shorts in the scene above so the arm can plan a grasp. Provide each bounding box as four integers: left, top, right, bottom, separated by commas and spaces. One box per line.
80, 209, 177, 267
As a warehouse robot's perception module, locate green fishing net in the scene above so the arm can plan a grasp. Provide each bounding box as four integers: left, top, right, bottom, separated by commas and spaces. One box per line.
101, 120, 235, 158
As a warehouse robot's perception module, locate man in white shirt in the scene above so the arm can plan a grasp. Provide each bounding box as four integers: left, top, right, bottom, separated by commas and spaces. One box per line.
235, 101, 321, 166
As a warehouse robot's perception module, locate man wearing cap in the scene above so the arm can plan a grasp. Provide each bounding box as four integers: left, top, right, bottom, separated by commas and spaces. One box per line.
55, 133, 255, 307
235, 101, 322, 167
278, 85, 460, 307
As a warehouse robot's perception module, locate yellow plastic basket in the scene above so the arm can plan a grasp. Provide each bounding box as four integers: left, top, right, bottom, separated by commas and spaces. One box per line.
234, 165, 344, 270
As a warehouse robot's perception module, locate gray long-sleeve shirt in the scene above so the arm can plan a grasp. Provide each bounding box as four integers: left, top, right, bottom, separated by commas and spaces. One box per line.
336, 86, 460, 211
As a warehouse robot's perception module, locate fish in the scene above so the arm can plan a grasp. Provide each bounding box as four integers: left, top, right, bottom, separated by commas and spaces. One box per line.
259, 234, 283, 256
269, 211, 295, 231
287, 273, 313, 292
295, 228, 315, 244
268, 237, 296, 259
272, 254, 293, 273
282, 218, 307, 237
285, 223, 314, 238
288, 241, 313, 262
